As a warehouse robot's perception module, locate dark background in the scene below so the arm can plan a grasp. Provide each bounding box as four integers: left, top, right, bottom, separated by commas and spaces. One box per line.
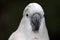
0, 0, 60, 40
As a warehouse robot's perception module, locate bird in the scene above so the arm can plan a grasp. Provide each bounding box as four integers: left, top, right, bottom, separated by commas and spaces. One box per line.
8, 3, 49, 40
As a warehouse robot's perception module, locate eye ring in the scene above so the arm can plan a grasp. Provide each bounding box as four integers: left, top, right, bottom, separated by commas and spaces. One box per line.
26, 14, 28, 17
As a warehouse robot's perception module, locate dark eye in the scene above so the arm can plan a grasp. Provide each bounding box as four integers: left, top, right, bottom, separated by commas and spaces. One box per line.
26, 14, 28, 17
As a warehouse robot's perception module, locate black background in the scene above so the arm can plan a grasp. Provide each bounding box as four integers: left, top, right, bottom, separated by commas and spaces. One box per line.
0, 0, 60, 40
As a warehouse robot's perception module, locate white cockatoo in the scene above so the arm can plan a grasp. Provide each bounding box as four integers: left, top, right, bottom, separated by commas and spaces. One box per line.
8, 3, 49, 40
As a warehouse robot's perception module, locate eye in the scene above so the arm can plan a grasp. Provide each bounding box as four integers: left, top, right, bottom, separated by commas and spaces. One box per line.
26, 14, 28, 17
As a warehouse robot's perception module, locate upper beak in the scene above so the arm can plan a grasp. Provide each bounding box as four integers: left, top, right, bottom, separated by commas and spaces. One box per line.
31, 13, 42, 31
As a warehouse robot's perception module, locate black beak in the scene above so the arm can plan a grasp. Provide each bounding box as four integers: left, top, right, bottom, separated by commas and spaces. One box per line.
31, 13, 42, 32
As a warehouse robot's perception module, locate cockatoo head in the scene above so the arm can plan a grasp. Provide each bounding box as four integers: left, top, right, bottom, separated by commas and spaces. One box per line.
19, 3, 44, 32
9, 3, 49, 40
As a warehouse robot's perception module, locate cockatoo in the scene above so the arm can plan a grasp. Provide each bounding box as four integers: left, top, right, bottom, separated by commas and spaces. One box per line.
8, 3, 49, 40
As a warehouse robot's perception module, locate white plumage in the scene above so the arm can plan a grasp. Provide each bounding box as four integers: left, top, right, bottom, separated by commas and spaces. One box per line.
8, 3, 49, 40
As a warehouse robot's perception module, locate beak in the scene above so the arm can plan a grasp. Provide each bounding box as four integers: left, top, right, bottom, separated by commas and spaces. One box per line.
31, 13, 42, 32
